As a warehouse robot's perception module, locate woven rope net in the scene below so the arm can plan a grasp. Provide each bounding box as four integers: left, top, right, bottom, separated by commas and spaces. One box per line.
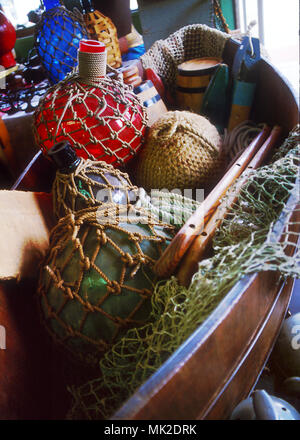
40, 153, 206, 364
34, 6, 89, 84
210, 0, 230, 33
37, 203, 175, 365
67, 125, 300, 419
52, 158, 140, 220
33, 72, 148, 167
51, 156, 202, 225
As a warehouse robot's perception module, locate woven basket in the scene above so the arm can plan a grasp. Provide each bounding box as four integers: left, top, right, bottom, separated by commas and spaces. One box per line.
83, 10, 122, 68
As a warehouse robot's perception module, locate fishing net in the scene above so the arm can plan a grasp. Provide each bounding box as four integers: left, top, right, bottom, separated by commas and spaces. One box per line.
137, 189, 203, 227
52, 156, 202, 224
39, 144, 206, 364
52, 158, 140, 220
67, 125, 299, 419
33, 70, 148, 167
34, 32, 148, 168
37, 204, 175, 365
210, 0, 230, 33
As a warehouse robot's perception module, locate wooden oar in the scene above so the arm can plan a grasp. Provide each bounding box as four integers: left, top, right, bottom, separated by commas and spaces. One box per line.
154, 124, 271, 279
176, 125, 282, 286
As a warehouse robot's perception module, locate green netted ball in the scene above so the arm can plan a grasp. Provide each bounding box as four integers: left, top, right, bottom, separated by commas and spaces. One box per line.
38, 210, 173, 364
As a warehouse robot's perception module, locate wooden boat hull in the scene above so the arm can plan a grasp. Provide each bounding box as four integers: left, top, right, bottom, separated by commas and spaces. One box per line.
114, 274, 297, 420
1, 37, 299, 420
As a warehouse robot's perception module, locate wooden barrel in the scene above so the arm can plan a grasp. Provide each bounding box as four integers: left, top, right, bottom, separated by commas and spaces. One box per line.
176, 57, 222, 113
134, 79, 168, 126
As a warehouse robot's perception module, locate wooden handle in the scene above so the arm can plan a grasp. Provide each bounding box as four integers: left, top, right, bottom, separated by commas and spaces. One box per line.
176, 125, 282, 286
154, 125, 272, 278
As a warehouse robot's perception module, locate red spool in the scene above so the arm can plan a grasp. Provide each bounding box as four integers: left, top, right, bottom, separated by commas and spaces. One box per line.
0, 10, 16, 69
79, 39, 106, 53
34, 39, 147, 167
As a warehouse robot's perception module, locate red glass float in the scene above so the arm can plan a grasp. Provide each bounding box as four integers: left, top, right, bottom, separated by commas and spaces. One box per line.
0, 10, 16, 69
33, 39, 148, 167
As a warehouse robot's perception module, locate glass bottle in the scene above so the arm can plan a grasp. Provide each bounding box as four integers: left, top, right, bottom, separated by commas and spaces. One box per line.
34, 39, 147, 168
48, 141, 139, 219
35, 0, 88, 84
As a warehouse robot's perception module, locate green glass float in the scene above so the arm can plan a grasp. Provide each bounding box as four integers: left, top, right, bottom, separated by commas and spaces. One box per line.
38, 173, 174, 363
48, 141, 140, 220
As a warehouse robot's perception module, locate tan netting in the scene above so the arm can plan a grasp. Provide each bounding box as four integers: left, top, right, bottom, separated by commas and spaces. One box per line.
37, 204, 174, 365
140, 24, 231, 93
52, 158, 140, 220
33, 71, 148, 167
135, 110, 225, 191
83, 10, 122, 68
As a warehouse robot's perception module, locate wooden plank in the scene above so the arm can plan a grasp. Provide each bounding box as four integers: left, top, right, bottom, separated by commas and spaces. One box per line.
205, 276, 295, 420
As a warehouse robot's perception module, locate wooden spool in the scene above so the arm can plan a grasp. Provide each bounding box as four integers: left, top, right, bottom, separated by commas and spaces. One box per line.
134, 80, 168, 127
119, 60, 142, 88
83, 10, 122, 68
176, 57, 222, 113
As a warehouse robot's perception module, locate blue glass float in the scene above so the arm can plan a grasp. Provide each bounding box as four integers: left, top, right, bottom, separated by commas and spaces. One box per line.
34, 0, 88, 84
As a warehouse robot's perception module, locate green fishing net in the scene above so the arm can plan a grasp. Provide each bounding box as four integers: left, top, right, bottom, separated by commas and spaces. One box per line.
67, 126, 299, 420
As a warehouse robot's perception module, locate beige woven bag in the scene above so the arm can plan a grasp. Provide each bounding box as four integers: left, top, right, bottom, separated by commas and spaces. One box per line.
136, 110, 225, 192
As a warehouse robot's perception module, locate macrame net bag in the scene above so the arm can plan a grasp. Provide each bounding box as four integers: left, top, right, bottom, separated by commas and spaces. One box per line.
33, 40, 148, 167
135, 110, 225, 192
34, 4, 89, 84
83, 10, 122, 68
51, 156, 141, 220
52, 157, 202, 228
140, 24, 231, 95
37, 201, 175, 365
67, 126, 299, 419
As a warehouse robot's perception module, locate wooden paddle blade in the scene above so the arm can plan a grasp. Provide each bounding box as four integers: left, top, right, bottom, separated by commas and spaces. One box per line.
176, 125, 282, 287
154, 125, 271, 279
